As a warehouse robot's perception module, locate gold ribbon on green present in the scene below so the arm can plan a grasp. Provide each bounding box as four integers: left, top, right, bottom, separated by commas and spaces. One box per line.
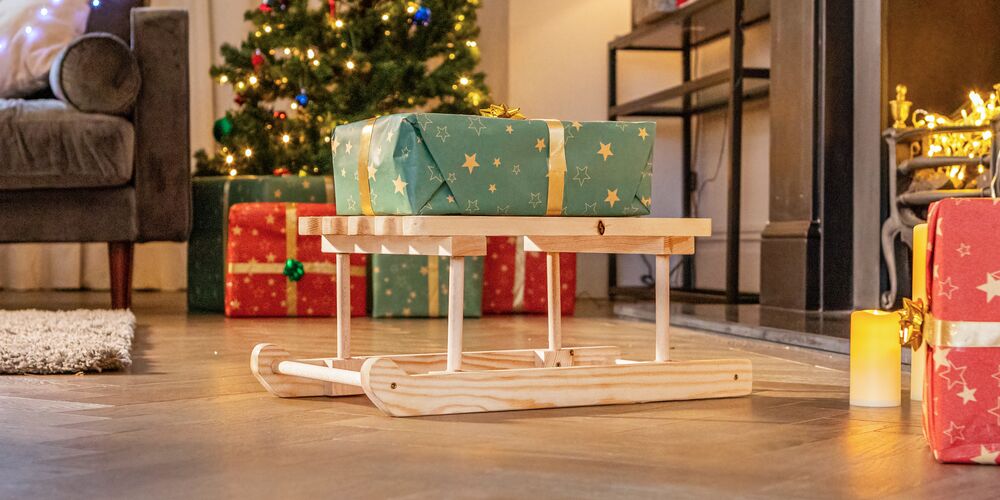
226, 204, 365, 315
355, 105, 569, 217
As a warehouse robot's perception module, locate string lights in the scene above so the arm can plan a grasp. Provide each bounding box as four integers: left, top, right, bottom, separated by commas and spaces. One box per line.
200, 0, 487, 177
0, 0, 102, 53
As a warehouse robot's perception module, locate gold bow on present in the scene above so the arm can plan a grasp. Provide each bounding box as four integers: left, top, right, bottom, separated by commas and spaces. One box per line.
898, 297, 925, 349
479, 103, 526, 120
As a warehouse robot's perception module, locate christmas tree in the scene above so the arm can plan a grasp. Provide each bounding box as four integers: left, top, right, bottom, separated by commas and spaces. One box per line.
195, 0, 490, 177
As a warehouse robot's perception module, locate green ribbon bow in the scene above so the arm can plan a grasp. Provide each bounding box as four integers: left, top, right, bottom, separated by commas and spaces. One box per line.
283, 258, 305, 282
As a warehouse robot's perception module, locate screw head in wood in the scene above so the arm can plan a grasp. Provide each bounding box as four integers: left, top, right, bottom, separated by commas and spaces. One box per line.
390, 382, 397, 389
597, 220, 606, 235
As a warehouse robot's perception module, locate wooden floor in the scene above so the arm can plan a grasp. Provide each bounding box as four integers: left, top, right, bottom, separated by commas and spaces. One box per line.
0, 292, 992, 498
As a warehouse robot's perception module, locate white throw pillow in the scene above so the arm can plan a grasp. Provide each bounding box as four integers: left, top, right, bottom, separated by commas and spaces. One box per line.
0, 0, 90, 97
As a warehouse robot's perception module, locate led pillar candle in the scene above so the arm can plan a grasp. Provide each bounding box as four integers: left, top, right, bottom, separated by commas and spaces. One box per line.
910, 224, 928, 401
850, 310, 902, 407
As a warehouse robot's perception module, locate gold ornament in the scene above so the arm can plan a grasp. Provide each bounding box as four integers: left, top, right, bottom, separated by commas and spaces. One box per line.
479, 104, 526, 120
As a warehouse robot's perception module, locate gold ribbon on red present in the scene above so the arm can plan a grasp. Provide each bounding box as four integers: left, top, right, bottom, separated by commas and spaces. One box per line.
898, 297, 1000, 348
226, 204, 365, 315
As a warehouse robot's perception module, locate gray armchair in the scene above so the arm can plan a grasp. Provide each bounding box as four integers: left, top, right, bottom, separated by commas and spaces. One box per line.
0, 5, 191, 309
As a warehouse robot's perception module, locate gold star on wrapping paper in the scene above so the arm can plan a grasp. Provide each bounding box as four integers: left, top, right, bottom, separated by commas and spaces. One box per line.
331, 137, 341, 153
505, 125, 513, 134
233, 226, 243, 236
266, 253, 276, 262
535, 138, 546, 152
385, 289, 393, 296
251, 229, 259, 236
302, 180, 311, 189
462, 153, 480, 174
446, 195, 455, 203
571, 121, 582, 131
642, 196, 652, 207
367, 165, 377, 180
488, 184, 497, 193
957, 243, 971, 257
229, 300, 240, 310
528, 193, 542, 208
493, 157, 501, 167
265, 214, 275, 225
638, 127, 649, 140
957, 385, 978, 404
436, 126, 450, 142
977, 272, 1000, 302
943, 421, 966, 444
346, 142, 353, 154
340, 167, 347, 177
393, 175, 408, 194
972, 445, 1000, 465
419, 266, 428, 276
403, 307, 411, 316
274, 189, 282, 199
512, 165, 521, 175
598, 142, 614, 161
605, 189, 620, 207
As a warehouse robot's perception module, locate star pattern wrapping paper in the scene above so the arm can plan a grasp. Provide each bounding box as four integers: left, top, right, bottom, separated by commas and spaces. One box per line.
225, 202, 367, 317
189, 175, 333, 312
923, 198, 1000, 464
331, 113, 654, 216
482, 237, 576, 315
370, 255, 483, 318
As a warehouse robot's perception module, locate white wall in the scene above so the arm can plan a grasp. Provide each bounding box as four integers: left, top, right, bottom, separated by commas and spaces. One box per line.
489, 0, 770, 296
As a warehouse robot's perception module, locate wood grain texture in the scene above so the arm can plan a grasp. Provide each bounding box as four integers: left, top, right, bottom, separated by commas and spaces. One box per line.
7, 291, 994, 499
300, 216, 712, 237
361, 358, 753, 417
524, 236, 695, 255
321, 235, 487, 256
251, 344, 365, 397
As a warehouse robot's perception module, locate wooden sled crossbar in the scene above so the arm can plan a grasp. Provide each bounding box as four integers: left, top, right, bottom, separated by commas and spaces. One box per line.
252, 216, 752, 417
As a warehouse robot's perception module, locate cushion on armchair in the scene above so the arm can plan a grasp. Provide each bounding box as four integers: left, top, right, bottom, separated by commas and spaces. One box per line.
0, 99, 134, 190
49, 33, 140, 115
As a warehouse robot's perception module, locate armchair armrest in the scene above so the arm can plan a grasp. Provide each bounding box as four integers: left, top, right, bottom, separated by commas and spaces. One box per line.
131, 8, 191, 242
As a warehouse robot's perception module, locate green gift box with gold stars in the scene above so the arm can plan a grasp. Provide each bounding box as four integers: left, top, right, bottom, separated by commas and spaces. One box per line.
188, 175, 333, 312
370, 255, 483, 318
331, 113, 654, 216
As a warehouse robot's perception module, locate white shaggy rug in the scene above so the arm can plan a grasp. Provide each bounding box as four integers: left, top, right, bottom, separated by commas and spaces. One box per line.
0, 309, 134, 374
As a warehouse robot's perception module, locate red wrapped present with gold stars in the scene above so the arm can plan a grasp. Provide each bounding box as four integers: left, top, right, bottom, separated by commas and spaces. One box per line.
482, 236, 576, 315
225, 202, 366, 317
920, 198, 1000, 464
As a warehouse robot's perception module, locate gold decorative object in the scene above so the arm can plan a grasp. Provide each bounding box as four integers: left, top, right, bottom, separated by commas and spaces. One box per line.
890, 84, 912, 129
897, 297, 925, 350
479, 104, 526, 120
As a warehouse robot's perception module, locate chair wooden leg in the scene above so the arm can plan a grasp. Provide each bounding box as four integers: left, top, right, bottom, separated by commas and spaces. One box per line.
108, 241, 134, 310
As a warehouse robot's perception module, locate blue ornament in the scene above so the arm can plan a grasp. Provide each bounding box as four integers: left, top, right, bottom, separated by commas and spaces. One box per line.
414, 6, 431, 26
295, 89, 308, 107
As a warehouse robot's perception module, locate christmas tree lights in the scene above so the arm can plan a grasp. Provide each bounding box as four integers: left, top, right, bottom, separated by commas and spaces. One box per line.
195, 0, 490, 177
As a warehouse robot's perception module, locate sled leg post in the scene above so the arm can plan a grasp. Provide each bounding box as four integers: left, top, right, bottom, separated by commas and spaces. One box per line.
336, 253, 351, 359
547, 252, 562, 351
655, 254, 670, 362
447, 256, 465, 372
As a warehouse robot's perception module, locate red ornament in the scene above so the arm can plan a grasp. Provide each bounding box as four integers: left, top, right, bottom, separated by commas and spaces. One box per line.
272, 167, 291, 176
251, 49, 265, 71
272, 110, 287, 120
258, 1, 272, 13
328, 0, 336, 17
234, 94, 246, 105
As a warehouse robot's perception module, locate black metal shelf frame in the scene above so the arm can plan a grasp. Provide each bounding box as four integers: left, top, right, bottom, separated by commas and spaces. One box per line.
607, 0, 770, 304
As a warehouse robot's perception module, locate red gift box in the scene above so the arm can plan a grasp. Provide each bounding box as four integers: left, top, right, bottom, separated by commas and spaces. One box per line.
923, 198, 1000, 464
482, 236, 576, 315
225, 202, 367, 317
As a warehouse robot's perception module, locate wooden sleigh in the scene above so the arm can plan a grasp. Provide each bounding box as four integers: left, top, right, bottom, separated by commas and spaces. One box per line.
251, 216, 752, 417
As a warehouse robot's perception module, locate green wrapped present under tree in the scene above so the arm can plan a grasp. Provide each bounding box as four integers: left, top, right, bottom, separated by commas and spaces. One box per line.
370, 255, 483, 318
